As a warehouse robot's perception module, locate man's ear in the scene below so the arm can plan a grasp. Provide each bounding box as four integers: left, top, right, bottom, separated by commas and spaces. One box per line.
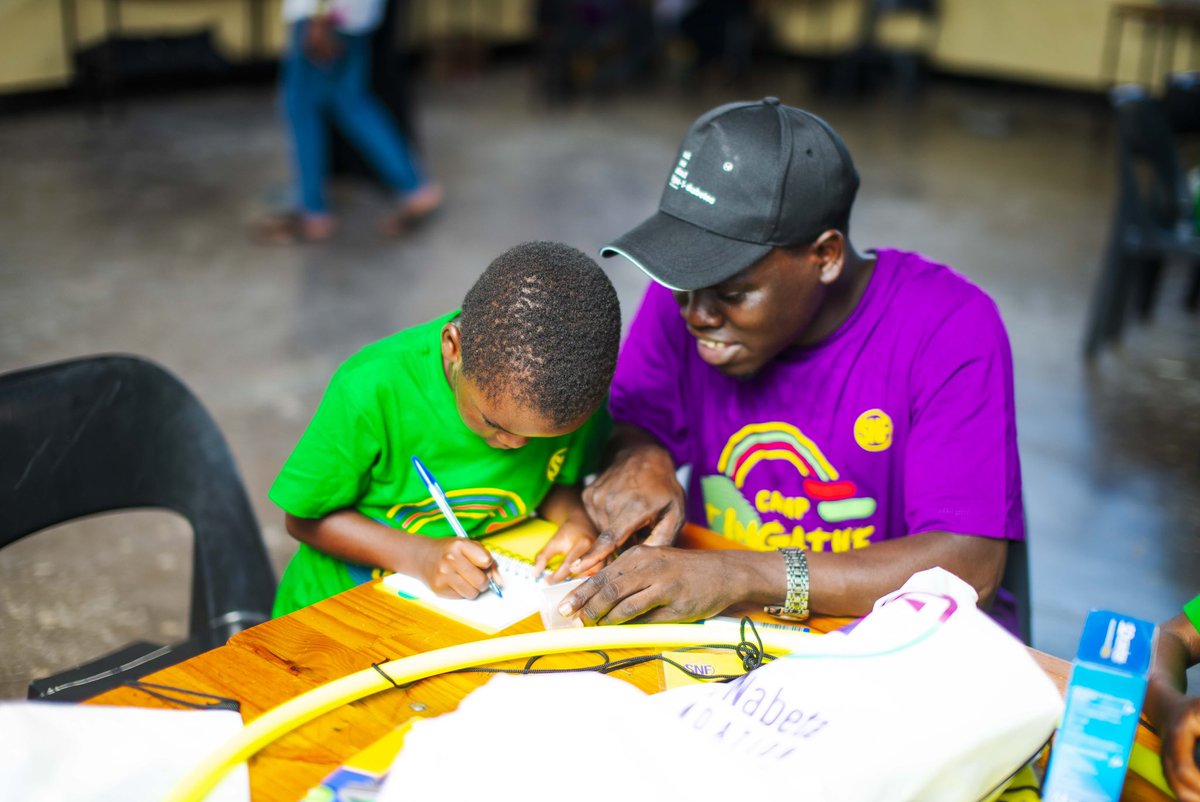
812, 230, 846, 285
441, 322, 462, 367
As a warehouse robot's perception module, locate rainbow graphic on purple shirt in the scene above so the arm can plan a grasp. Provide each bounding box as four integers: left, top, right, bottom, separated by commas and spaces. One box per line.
713, 422, 876, 524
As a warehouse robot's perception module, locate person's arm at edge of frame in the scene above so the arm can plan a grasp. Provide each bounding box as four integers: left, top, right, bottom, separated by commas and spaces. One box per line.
571, 422, 687, 574
558, 530, 1007, 626
532, 484, 600, 583
1144, 611, 1200, 802
283, 509, 499, 599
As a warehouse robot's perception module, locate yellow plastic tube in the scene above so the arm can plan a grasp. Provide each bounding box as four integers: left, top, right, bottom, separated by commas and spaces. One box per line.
165, 622, 811, 802
1129, 741, 1175, 798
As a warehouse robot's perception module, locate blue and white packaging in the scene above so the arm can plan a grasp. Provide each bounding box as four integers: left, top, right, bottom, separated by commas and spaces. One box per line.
1043, 609, 1157, 802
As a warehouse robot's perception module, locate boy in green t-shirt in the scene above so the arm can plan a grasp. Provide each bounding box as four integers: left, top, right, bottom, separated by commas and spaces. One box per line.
269, 241, 621, 617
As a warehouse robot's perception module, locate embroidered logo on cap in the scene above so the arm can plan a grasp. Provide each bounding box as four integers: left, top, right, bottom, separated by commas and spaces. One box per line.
667, 150, 717, 206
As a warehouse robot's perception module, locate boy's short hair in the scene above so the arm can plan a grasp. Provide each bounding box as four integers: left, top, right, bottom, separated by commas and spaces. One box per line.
459, 241, 620, 428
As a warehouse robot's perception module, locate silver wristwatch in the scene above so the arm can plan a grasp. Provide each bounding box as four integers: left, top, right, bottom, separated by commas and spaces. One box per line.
764, 547, 810, 621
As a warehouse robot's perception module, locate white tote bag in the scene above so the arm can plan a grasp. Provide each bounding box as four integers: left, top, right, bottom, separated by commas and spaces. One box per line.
384, 568, 1063, 802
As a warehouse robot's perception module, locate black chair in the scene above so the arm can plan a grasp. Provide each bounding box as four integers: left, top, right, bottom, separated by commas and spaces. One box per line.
0, 354, 276, 701
535, 0, 655, 103
831, 0, 940, 99
1000, 538, 1032, 646
1083, 85, 1200, 359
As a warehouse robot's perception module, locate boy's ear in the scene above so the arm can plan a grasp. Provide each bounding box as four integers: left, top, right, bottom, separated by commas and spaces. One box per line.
441, 322, 463, 365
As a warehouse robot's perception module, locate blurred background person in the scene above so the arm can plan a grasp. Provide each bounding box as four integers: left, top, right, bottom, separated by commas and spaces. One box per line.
256, 0, 442, 243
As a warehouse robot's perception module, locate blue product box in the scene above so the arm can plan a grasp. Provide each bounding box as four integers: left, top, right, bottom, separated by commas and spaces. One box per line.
1042, 610, 1157, 802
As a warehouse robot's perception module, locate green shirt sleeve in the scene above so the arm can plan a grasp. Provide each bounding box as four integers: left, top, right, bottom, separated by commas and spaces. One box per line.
1184, 593, 1200, 636
268, 365, 383, 519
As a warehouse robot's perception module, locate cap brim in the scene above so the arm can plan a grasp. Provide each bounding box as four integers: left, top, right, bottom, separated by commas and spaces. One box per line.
600, 211, 773, 292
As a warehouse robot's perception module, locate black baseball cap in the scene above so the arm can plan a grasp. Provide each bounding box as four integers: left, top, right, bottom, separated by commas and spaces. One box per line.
601, 98, 860, 291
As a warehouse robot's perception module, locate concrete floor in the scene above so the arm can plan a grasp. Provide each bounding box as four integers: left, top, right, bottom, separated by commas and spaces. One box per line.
1, 63, 1198, 699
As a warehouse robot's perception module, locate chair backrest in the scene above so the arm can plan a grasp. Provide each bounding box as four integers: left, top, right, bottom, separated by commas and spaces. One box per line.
0, 354, 276, 648
1000, 538, 1032, 645
1112, 87, 1193, 235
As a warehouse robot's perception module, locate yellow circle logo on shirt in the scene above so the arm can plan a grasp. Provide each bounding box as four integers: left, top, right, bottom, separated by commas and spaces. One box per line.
547, 448, 568, 481
854, 409, 893, 452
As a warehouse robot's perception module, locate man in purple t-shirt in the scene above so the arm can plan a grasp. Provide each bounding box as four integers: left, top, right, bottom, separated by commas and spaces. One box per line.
559, 98, 1026, 637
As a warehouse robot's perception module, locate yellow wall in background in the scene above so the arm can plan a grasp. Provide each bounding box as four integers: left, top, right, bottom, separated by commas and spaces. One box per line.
409, 0, 534, 44
933, 0, 1154, 90
0, 0, 284, 93
763, 0, 1192, 92
1, 0, 1194, 95
0, 0, 71, 91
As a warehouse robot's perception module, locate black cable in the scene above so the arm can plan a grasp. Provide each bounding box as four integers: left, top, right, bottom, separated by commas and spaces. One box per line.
372, 661, 400, 688
387, 617, 777, 691
123, 680, 240, 712
123, 619, 774, 715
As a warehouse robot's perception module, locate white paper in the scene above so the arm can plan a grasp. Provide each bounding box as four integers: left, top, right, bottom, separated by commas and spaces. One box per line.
0, 701, 249, 802
380, 552, 551, 632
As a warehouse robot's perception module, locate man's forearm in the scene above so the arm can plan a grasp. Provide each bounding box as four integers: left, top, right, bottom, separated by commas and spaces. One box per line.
806, 531, 1007, 618
603, 422, 676, 471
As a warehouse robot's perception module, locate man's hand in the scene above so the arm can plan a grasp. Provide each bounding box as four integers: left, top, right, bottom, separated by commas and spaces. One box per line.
1163, 696, 1200, 802
418, 538, 501, 599
558, 546, 776, 625
533, 514, 598, 584
575, 438, 685, 574
303, 15, 343, 63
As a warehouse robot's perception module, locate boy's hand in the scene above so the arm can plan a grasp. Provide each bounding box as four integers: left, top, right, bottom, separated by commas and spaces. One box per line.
1163, 696, 1200, 802
422, 538, 502, 599
533, 514, 597, 584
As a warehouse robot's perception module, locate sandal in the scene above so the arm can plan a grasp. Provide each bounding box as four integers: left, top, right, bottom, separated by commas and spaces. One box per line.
378, 183, 444, 237
252, 212, 335, 245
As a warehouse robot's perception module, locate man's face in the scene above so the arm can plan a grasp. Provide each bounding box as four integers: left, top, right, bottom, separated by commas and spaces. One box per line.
672, 245, 826, 378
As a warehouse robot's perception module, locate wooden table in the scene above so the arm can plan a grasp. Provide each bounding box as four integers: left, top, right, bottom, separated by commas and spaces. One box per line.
89, 525, 1169, 802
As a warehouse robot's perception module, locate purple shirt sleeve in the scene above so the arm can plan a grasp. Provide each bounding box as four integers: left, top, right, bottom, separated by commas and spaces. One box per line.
609, 284, 691, 466
905, 292, 1024, 540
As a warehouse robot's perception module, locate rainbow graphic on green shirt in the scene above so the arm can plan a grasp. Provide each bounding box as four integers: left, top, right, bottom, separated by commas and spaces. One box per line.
386, 488, 529, 535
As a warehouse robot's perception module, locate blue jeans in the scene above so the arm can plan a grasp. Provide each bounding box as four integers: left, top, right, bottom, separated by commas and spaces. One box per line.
282, 21, 425, 215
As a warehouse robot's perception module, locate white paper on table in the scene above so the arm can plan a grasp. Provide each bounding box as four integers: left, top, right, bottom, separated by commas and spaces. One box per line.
380, 552, 552, 633
0, 701, 249, 802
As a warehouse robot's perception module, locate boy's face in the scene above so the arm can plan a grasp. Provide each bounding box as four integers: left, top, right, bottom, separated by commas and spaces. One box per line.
442, 323, 587, 450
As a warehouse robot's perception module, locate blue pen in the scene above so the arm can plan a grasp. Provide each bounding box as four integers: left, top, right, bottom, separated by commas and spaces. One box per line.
411, 455, 503, 598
